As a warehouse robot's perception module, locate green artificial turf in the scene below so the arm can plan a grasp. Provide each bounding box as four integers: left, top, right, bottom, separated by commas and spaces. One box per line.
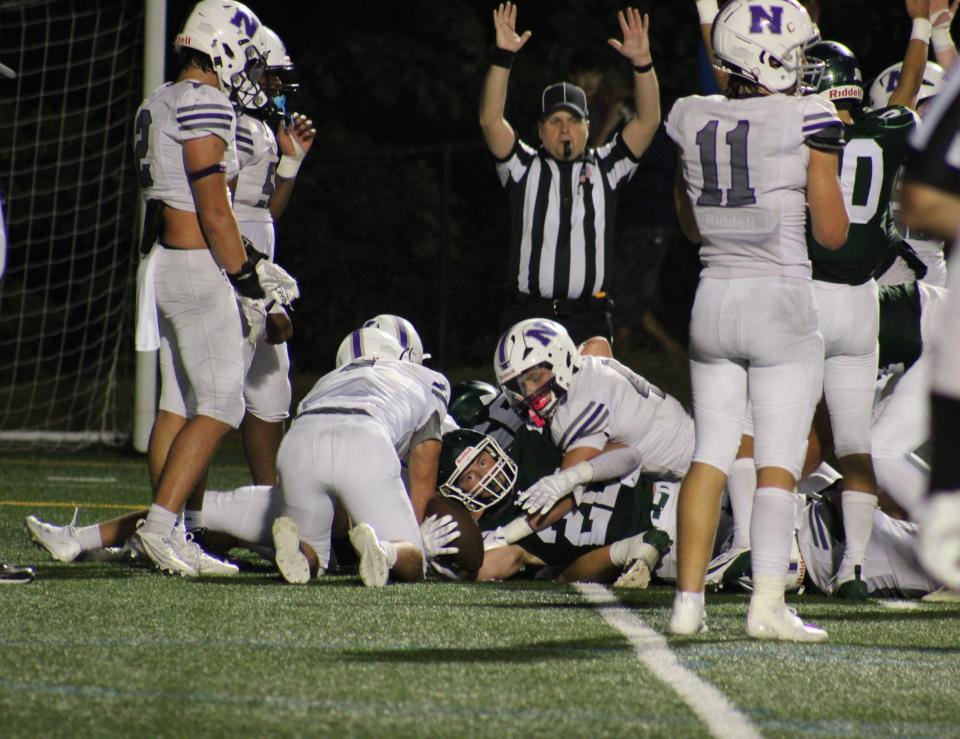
1, 448, 958, 738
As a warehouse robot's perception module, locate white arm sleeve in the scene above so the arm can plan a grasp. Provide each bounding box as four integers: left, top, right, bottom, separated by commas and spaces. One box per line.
585, 446, 643, 482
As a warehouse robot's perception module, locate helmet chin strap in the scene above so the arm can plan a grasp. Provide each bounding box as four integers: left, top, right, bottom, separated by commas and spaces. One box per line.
526, 389, 557, 427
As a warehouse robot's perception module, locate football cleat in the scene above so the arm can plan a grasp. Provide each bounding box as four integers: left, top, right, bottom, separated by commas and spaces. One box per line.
746, 604, 828, 642
129, 523, 199, 578
668, 592, 708, 635
0, 563, 36, 584
172, 524, 239, 577
835, 565, 869, 601
922, 587, 960, 603
24, 509, 84, 563
272, 517, 310, 585
613, 529, 671, 589
705, 546, 751, 588
613, 558, 652, 589
349, 522, 390, 587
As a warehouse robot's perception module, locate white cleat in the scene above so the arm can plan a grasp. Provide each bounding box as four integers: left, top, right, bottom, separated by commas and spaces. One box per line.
613, 558, 652, 589
24, 510, 83, 563
746, 604, 828, 643
349, 522, 390, 587
272, 517, 310, 585
669, 592, 708, 635
172, 526, 238, 577
129, 525, 199, 578
922, 587, 960, 603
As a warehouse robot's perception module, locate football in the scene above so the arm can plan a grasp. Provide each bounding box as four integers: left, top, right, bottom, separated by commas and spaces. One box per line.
425, 495, 484, 578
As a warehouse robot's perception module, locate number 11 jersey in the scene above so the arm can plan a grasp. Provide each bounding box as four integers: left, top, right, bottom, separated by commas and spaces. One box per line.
666, 93, 842, 279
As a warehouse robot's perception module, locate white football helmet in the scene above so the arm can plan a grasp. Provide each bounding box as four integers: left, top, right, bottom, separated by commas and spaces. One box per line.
362, 314, 429, 364
438, 429, 518, 513
712, 0, 822, 94
867, 61, 945, 112
493, 318, 580, 426
174, 0, 268, 111
256, 26, 299, 120
335, 327, 403, 368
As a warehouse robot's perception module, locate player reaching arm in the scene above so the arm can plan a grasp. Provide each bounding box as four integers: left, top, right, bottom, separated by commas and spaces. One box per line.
930, 0, 959, 70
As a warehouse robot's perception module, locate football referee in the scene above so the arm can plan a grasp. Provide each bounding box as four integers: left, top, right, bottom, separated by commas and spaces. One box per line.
480, 3, 661, 344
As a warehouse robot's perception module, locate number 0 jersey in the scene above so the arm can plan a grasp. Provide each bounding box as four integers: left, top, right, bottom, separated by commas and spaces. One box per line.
666, 93, 842, 279
134, 81, 238, 212
550, 356, 693, 480
296, 359, 450, 459
234, 115, 278, 224
808, 106, 917, 285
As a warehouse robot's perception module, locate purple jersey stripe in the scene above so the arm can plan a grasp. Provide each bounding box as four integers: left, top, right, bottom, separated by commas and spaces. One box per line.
352, 330, 362, 359
803, 112, 837, 121
559, 402, 597, 449
803, 121, 842, 133
564, 404, 606, 448
177, 112, 233, 124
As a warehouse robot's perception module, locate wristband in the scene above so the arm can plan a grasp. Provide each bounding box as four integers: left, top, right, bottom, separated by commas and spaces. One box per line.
275, 155, 302, 179
502, 516, 534, 544
912, 17, 932, 43
633, 61, 654, 74
933, 24, 955, 52
227, 260, 265, 299
491, 47, 515, 70
696, 0, 719, 25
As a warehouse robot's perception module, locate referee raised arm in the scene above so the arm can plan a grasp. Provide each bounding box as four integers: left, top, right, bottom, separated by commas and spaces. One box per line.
479, 3, 661, 345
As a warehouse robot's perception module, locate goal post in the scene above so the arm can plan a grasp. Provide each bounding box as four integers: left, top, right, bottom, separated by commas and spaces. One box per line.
0, 0, 162, 450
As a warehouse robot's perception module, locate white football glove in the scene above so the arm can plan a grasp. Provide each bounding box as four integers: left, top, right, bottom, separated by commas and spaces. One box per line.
419, 514, 460, 559
256, 260, 300, 307
515, 462, 593, 515
918, 493, 960, 589
238, 296, 267, 346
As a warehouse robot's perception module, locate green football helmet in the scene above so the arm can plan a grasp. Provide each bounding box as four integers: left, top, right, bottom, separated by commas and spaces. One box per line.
448, 380, 499, 429
804, 40, 863, 110
438, 429, 517, 513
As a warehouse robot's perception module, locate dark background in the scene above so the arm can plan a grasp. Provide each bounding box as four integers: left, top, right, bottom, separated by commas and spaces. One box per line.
160, 0, 922, 384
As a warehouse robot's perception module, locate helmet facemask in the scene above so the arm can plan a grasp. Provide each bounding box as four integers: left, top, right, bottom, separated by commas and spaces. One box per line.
439, 435, 518, 513
502, 363, 565, 429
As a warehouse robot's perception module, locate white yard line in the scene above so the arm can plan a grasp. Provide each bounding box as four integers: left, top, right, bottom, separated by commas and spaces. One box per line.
46, 476, 116, 483
574, 582, 763, 739
876, 599, 921, 610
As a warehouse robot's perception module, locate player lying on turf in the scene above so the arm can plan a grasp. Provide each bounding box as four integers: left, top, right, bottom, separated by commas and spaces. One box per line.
435, 428, 674, 587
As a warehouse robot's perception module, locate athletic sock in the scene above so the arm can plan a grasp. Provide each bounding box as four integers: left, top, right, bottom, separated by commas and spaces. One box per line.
750, 487, 796, 579
141, 503, 178, 538
76, 524, 103, 552
609, 533, 660, 568
380, 541, 398, 568
838, 490, 878, 581
727, 457, 756, 550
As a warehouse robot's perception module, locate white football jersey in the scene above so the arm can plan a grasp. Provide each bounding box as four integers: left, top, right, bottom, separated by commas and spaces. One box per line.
798, 500, 936, 596
134, 81, 238, 212
666, 93, 841, 279
297, 359, 450, 459
234, 115, 278, 224
549, 356, 694, 480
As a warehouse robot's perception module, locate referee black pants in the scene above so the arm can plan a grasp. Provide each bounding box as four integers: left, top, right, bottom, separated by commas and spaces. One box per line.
501, 293, 614, 346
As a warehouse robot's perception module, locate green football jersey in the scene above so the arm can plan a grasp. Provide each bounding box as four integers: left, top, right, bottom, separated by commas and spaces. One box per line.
809, 106, 917, 284
480, 425, 657, 569
878, 282, 923, 370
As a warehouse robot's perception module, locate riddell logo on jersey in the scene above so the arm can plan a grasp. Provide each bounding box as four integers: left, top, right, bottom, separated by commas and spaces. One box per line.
700, 209, 772, 233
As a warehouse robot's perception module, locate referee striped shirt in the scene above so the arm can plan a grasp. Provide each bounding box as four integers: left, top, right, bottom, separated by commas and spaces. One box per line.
496, 133, 639, 300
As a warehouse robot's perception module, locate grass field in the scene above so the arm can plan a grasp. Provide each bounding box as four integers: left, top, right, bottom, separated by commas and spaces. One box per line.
2, 443, 959, 738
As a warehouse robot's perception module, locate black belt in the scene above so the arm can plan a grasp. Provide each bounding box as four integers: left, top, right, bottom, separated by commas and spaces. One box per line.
298, 407, 371, 419
512, 291, 611, 315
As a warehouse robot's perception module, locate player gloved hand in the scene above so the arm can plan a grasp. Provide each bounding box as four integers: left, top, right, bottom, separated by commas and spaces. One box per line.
419, 514, 461, 559
256, 260, 300, 307
918, 493, 960, 589
228, 260, 267, 345
516, 461, 593, 515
